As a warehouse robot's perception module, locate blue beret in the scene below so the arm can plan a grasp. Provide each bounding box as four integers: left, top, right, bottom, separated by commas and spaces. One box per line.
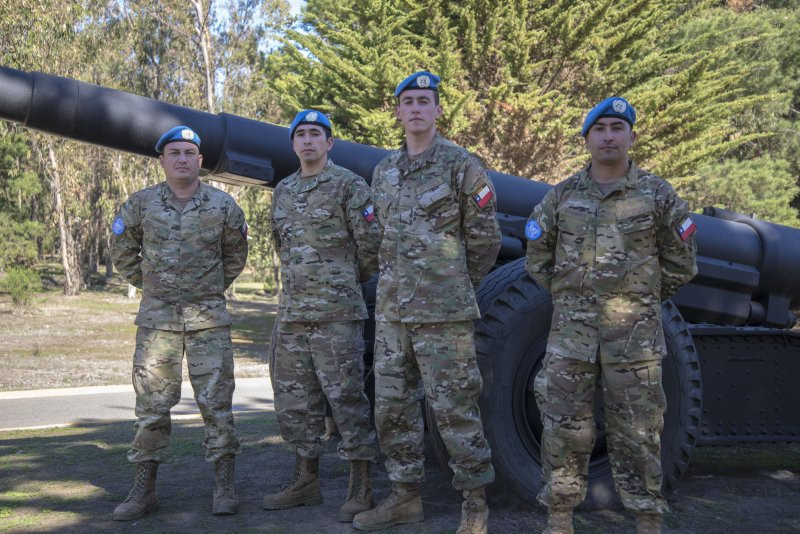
155, 126, 201, 153
394, 71, 441, 97
289, 109, 332, 139
581, 97, 636, 137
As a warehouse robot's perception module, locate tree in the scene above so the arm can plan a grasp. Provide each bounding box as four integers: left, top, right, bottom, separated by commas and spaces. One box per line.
265, 0, 799, 226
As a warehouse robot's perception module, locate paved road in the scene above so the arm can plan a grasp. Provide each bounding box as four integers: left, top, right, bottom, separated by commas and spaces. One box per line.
0, 376, 274, 431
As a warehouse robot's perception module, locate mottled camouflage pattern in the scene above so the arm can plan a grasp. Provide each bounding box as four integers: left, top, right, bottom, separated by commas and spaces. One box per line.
128, 326, 240, 463
111, 182, 248, 331
525, 164, 697, 362
270, 160, 379, 322
370, 134, 501, 322
534, 353, 668, 512
271, 319, 376, 460
373, 320, 495, 490
525, 163, 697, 513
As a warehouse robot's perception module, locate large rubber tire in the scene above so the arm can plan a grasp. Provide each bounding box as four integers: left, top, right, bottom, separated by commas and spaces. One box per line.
427, 258, 702, 508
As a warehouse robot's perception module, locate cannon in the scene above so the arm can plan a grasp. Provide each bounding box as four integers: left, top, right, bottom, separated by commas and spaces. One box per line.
2, 67, 799, 507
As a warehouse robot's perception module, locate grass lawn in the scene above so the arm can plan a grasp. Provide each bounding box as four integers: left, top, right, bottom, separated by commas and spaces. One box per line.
0, 272, 276, 391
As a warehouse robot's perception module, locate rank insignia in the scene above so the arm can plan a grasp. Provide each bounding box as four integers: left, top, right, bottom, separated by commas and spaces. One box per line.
676, 216, 697, 241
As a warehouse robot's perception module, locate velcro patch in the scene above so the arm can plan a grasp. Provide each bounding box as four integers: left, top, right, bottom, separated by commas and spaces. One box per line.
362, 204, 376, 222
525, 219, 542, 240
112, 216, 125, 235
471, 181, 494, 209
676, 216, 696, 241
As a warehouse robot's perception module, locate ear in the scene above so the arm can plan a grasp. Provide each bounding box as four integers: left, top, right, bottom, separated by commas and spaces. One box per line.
435, 104, 443, 119
394, 105, 401, 121
326, 136, 334, 152
197, 153, 203, 166
630, 129, 638, 145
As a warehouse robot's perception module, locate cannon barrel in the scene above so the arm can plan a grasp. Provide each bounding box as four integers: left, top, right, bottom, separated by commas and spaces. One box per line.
1, 66, 798, 328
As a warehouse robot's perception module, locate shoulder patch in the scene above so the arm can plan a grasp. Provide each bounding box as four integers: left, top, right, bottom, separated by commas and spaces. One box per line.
112, 216, 126, 235
470, 181, 494, 209
676, 216, 696, 241
525, 219, 543, 241
361, 204, 376, 222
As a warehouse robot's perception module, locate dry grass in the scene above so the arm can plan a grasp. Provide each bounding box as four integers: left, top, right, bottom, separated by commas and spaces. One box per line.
0, 278, 276, 392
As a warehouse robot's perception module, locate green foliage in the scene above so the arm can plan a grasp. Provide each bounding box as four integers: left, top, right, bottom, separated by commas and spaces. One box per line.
0, 266, 42, 307
685, 158, 799, 226
241, 187, 280, 294
266, 0, 799, 226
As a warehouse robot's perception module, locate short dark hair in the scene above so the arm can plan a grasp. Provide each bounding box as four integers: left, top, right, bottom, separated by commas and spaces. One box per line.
396, 90, 439, 105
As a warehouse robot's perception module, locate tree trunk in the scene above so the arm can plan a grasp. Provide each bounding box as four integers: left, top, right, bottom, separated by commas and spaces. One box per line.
190, 0, 215, 114
44, 142, 83, 296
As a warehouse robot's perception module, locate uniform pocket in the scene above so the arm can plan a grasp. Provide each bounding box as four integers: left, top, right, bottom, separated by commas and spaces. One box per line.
200, 214, 224, 243
416, 180, 459, 232
618, 214, 655, 256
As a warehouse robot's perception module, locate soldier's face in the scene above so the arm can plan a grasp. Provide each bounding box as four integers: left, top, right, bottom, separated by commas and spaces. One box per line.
292, 124, 333, 165
584, 118, 637, 165
159, 142, 202, 184
395, 90, 442, 136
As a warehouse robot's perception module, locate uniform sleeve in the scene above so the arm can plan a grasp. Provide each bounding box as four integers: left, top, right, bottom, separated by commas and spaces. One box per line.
222, 200, 249, 288
655, 182, 698, 300
268, 188, 282, 252
524, 189, 559, 292
345, 177, 380, 282
110, 195, 144, 289
461, 158, 502, 289
370, 167, 387, 242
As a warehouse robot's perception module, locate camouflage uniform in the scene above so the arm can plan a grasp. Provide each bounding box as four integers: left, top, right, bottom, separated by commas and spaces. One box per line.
111, 181, 248, 463
525, 163, 697, 513
269, 160, 379, 460
370, 134, 501, 490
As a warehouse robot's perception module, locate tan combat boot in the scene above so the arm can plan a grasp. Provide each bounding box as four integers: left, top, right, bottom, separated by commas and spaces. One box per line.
112, 461, 159, 521
212, 454, 238, 515
338, 460, 374, 522
456, 486, 489, 534
262, 454, 322, 510
635, 512, 662, 534
543, 507, 574, 534
351, 482, 424, 531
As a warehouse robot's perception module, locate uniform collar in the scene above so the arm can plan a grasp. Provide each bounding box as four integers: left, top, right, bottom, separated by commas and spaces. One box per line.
578, 160, 640, 196
159, 180, 208, 208
294, 158, 334, 194
396, 134, 442, 174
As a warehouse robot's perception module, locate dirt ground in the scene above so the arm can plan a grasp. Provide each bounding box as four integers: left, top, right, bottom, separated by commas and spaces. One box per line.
0, 411, 798, 534
0, 279, 275, 391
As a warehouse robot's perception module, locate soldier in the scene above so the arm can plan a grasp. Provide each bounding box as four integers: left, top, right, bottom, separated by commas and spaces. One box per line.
525, 97, 698, 534
110, 125, 248, 520
262, 110, 380, 522
352, 72, 501, 534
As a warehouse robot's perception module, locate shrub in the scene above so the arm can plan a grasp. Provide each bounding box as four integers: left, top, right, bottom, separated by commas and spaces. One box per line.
0, 267, 42, 308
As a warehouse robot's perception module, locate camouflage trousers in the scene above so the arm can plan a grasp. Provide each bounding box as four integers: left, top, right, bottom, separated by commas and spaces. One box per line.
128, 326, 240, 464
270, 319, 376, 461
374, 320, 495, 490
534, 351, 668, 513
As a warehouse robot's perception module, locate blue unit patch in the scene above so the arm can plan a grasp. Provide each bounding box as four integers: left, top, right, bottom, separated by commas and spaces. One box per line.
112, 216, 126, 235
525, 219, 542, 241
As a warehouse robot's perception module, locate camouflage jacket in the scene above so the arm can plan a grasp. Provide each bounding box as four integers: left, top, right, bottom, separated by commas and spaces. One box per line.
371, 134, 501, 323
270, 160, 380, 322
111, 181, 248, 332
525, 163, 697, 362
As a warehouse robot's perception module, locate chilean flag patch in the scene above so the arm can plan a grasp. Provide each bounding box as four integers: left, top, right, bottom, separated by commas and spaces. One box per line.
473, 184, 494, 209
362, 204, 375, 222
676, 216, 696, 241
